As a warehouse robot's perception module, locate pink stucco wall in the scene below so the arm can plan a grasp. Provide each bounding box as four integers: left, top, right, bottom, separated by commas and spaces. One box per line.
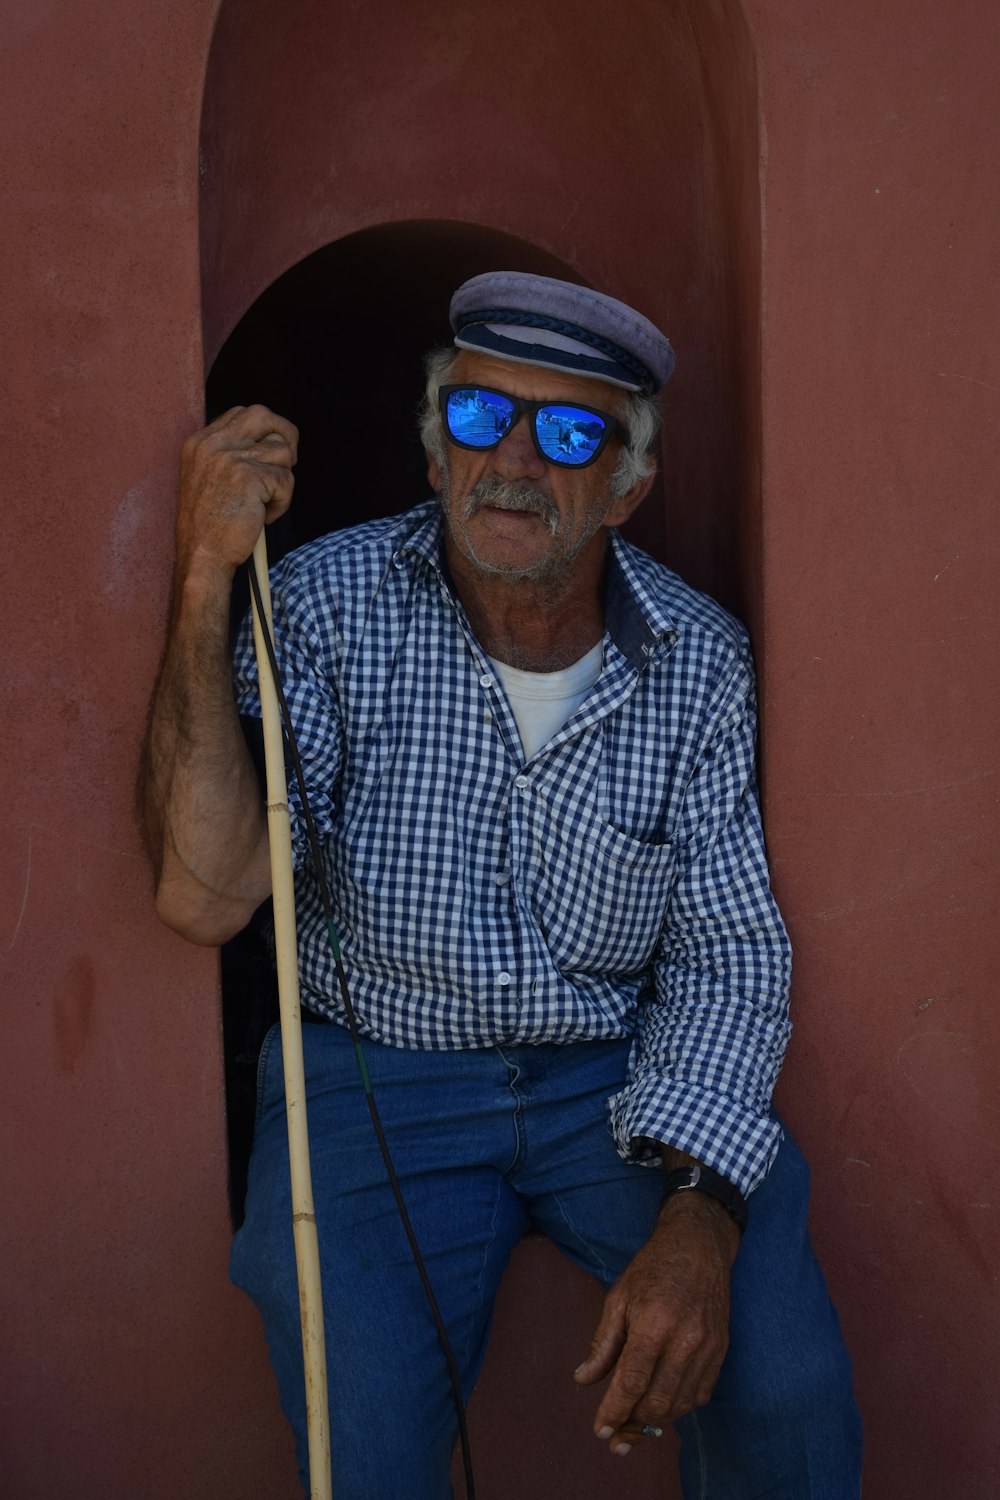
1, 1, 996, 1495
752, 9, 1000, 1491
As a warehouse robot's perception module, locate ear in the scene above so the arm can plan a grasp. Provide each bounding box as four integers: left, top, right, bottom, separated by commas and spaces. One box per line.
426, 450, 442, 492
603, 459, 658, 529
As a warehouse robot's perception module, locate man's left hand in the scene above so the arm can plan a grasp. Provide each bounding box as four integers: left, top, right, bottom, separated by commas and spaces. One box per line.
573, 1190, 740, 1455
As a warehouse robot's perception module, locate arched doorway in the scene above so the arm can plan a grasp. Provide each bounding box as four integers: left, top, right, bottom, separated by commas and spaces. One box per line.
200, 3, 760, 1492
201, 0, 762, 615
209, 218, 670, 1221
205, 219, 668, 561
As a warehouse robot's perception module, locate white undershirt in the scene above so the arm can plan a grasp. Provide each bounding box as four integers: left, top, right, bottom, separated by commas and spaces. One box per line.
488, 641, 604, 761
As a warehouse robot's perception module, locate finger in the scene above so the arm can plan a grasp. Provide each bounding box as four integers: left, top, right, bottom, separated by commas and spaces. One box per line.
574, 1296, 627, 1386
627, 1321, 726, 1430
665, 1333, 727, 1420
592, 1334, 662, 1435
263, 474, 294, 523
244, 463, 295, 520
614, 1364, 684, 1440
613, 1420, 665, 1445
597, 1314, 713, 1437
604, 1421, 666, 1459
602, 1380, 680, 1452
229, 403, 299, 453
197, 404, 299, 460
243, 437, 297, 472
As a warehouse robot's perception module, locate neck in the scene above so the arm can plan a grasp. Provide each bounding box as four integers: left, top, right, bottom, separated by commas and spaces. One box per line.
444, 531, 608, 672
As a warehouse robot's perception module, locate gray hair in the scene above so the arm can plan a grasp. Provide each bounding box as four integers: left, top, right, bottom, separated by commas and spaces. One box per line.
418, 348, 661, 500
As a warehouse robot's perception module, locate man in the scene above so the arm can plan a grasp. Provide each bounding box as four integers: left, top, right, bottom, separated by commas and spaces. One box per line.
140, 272, 861, 1497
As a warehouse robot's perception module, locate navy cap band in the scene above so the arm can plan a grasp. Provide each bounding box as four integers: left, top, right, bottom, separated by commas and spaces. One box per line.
449, 271, 675, 395
453, 308, 655, 391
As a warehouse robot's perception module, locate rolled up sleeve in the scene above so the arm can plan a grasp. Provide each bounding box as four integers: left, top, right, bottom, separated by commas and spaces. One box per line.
608, 650, 792, 1197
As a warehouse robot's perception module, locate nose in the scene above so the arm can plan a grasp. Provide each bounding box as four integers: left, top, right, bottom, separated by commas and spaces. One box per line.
490, 414, 546, 480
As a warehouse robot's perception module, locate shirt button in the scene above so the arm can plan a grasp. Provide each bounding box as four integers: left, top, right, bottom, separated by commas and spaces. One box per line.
514, 775, 529, 790
497, 971, 511, 987
495, 872, 510, 886
392, 555, 404, 568
480, 673, 494, 689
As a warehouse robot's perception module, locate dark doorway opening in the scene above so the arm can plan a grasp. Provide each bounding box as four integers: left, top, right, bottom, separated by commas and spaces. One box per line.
209, 220, 669, 1224
207, 221, 600, 552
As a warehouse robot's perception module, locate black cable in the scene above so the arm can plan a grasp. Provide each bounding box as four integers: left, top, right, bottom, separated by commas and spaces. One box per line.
248, 556, 477, 1500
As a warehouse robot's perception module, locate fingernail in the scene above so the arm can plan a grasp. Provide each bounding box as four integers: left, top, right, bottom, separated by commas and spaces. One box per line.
597, 1425, 614, 1440
574, 1363, 586, 1374
614, 1443, 633, 1457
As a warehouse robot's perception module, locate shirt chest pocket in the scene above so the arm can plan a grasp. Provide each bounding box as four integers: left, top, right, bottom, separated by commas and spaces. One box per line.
528, 819, 678, 977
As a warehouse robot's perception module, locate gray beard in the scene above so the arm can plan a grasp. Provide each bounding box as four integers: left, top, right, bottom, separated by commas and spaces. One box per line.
442, 476, 570, 587
435, 444, 613, 589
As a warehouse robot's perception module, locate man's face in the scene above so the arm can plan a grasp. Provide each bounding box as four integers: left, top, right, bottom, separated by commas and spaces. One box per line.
429, 351, 643, 589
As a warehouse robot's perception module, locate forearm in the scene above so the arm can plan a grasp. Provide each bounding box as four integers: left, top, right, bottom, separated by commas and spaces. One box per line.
139, 551, 271, 943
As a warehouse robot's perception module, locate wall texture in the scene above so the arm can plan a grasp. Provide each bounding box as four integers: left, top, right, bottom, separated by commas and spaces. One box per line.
0, 0, 996, 1496
750, 6, 1000, 1493
0, 3, 295, 1495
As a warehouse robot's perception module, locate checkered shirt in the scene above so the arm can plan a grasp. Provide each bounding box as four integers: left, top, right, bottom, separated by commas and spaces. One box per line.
233, 502, 792, 1195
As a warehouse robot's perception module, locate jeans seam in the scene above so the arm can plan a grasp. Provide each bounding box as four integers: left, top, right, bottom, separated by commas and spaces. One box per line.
497, 1047, 526, 1176
688, 1408, 707, 1500
549, 1188, 613, 1280
466, 1171, 505, 1381
252, 1021, 281, 1136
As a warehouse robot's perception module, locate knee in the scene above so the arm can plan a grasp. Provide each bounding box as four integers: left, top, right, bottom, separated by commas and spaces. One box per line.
693, 1325, 862, 1499
751, 1320, 858, 1427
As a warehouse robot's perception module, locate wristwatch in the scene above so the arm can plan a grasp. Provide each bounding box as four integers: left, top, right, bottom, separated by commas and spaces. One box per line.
661, 1163, 748, 1234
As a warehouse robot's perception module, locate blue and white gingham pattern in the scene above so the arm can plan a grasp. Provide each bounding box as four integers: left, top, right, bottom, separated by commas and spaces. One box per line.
233, 503, 792, 1195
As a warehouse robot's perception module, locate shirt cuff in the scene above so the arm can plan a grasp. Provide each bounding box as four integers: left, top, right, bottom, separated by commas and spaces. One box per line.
607, 1074, 783, 1198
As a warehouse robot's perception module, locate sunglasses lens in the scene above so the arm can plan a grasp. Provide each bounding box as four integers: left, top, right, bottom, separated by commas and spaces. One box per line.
445, 388, 515, 448
535, 405, 608, 466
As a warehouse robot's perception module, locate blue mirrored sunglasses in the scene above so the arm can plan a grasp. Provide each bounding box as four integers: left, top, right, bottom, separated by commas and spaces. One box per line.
439, 384, 626, 469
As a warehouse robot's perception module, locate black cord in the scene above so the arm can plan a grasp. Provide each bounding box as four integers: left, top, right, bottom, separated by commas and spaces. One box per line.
248, 556, 477, 1500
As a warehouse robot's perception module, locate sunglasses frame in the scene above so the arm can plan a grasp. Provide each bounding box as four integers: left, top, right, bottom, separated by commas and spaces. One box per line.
439, 384, 627, 469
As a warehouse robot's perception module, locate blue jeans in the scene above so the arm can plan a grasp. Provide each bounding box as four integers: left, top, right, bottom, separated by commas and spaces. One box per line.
231, 1024, 862, 1498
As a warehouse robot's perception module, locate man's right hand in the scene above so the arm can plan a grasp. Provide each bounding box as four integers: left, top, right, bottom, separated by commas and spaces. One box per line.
137, 404, 299, 944
175, 404, 299, 578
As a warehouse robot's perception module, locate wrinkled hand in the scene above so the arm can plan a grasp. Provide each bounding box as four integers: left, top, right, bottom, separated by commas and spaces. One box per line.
574, 1192, 740, 1456
176, 404, 299, 577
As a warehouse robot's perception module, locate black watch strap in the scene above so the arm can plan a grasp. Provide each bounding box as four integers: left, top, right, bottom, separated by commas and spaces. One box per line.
662, 1163, 748, 1234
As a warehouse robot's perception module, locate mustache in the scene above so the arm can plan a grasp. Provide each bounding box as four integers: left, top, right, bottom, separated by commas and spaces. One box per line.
462, 478, 558, 534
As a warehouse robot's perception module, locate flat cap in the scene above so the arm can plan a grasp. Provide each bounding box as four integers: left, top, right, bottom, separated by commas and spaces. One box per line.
449, 271, 675, 395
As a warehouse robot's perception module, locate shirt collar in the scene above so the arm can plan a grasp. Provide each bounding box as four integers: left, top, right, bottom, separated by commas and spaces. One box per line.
394, 503, 678, 673
605, 530, 677, 670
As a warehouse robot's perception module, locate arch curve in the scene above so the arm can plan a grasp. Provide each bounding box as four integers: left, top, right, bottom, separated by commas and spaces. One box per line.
200, 0, 762, 606
200, 6, 762, 1494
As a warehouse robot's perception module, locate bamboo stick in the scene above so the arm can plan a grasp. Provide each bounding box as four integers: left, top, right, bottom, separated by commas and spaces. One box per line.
249, 530, 333, 1500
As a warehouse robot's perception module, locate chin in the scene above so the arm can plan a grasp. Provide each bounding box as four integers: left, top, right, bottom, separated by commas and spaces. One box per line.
469, 547, 561, 585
